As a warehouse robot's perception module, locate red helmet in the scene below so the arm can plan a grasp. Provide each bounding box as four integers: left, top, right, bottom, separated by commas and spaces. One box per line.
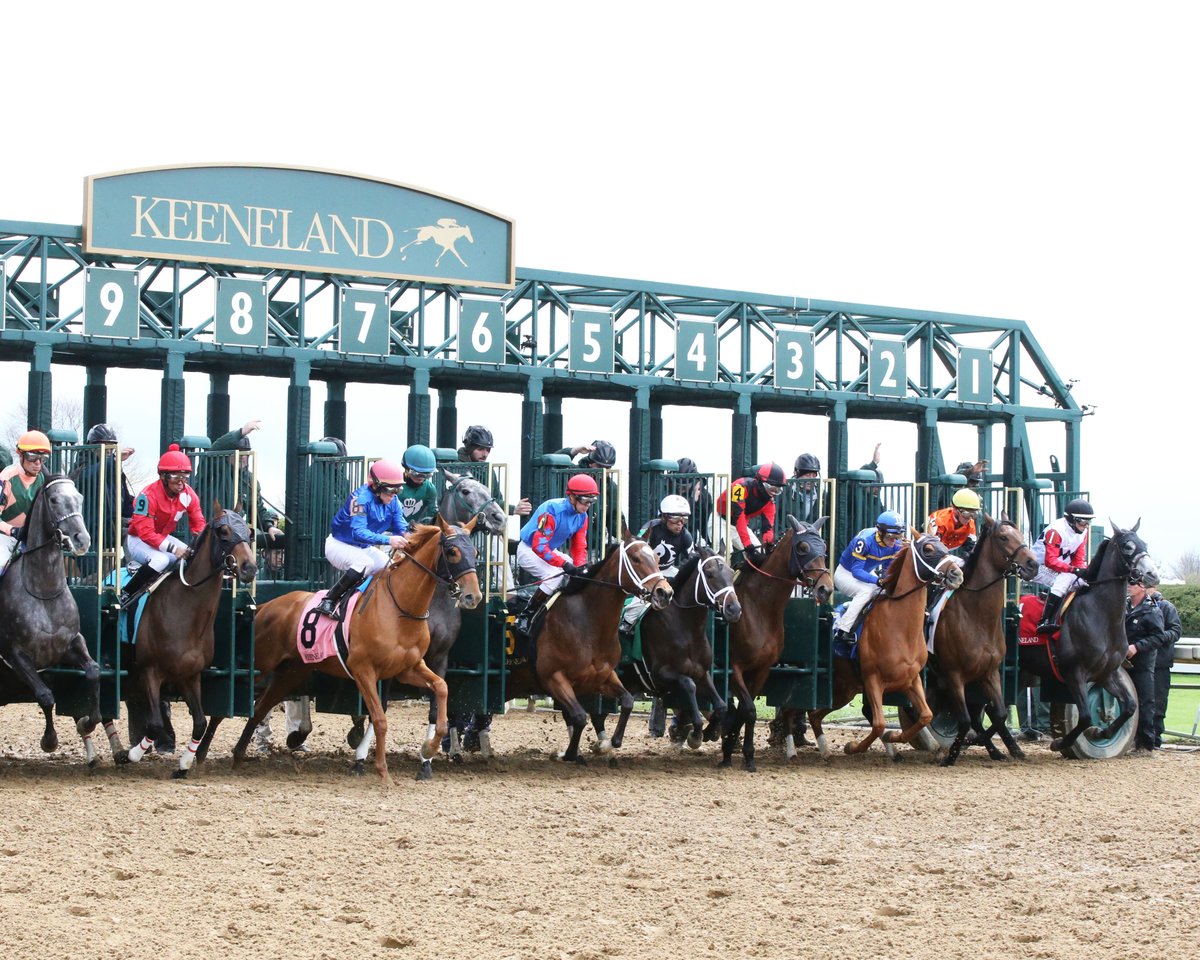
566, 474, 599, 496
369, 459, 404, 486
755, 462, 785, 487
157, 443, 192, 473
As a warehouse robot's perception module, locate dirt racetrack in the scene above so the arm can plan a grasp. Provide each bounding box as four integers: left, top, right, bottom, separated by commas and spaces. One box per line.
1, 700, 1197, 960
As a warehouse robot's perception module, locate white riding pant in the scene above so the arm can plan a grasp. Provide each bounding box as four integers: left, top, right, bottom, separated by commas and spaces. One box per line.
726, 523, 761, 552
516, 541, 569, 595
623, 564, 677, 629
1031, 566, 1081, 598
126, 534, 188, 573
0, 532, 15, 569
833, 565, 881, 633
325, 535, 390, 575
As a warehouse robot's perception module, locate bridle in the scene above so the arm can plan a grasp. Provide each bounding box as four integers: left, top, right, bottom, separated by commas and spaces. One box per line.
882, 534, 959, 601
16, 477, 84, 558
956, 519, 1035, 593
384, 526, 478, 615
671, 552, 738, 616
179, 510, 253, 588
742, 530, 831, 598
442, 474, 500, 527
616, 539, 672, 601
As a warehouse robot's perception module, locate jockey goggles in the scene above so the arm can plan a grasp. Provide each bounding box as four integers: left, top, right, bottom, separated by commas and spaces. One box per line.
571, 493, 598, 504
160, 471, 190, 482
663, 513, 689, 522
761, 481, 783, 495
375, 482, 402, 494
406, 470, 433, 481
20, 451, 49, 463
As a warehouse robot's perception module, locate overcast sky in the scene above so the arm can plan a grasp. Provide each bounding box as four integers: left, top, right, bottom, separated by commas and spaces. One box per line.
2, 4, 1196, 566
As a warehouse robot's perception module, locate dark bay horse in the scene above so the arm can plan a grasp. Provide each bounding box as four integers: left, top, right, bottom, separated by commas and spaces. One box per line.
506, 534, 672, 763
808, 531, 962, 759
0, 476, 102, 758
723, 517, 834, 771
1018, 520, 1158, 757
926, 515, 1039, 766
221, 518, 480, 784
619, 544, 741, 750
120, 506, 257, 777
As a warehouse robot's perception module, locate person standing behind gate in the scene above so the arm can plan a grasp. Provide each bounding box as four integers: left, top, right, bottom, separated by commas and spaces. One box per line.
1125, 580, 1167, 753
672, 458, 712, 543
208, 419, 284, 549
789, 453, 822, 526
458, 424, 532, 517
1150, 589, 1182, 749
0, 430, 52, 570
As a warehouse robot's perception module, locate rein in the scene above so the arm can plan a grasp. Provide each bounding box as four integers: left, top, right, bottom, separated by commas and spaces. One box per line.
742, 534, 831, 597
559, 540, 668, 600
880, 538, 956, 602
382, 530, 475, 618
178, 514, 252, 590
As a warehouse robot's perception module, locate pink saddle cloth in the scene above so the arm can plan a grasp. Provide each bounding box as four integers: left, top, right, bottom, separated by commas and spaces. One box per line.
296, 590, 363, 665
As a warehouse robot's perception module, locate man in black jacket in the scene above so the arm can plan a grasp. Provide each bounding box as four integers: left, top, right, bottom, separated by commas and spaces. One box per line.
1125, 581, 1167, 752
1150, 591, 1183, 748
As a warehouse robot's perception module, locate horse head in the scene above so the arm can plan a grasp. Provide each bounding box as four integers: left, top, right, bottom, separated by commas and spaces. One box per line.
986, 512, 1039, 581
1110, 519, 1159, 587
38, 477, 90, 557
436, 515, 482, 609
689, 543, 741, 622
787, 515, 833, 604
209, 505, 258, 583
910, 529, 964, 589
440, 469, 507, 535
620, 538, 673, 610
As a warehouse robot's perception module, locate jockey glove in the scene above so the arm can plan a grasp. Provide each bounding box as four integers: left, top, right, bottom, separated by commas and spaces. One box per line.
560, 561, 580, 575
9, 525, 23, 542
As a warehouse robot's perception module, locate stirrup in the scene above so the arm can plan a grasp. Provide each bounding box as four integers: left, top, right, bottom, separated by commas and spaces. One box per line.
316, 599, 342, 621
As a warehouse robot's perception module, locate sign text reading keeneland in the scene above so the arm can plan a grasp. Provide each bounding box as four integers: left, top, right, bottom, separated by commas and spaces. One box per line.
84, 165, 515, 289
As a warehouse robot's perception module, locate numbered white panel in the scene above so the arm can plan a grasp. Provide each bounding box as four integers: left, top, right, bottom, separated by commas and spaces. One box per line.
868, 339, 906, 398
215, 278, 268, 347
675, 320, 718, 382
568, 308, 614, 374
84, 266, 140, 339
339, 289, 390, 356
957, 347, 992, 404
458, 296, 506, 364
774, 330, 816, 390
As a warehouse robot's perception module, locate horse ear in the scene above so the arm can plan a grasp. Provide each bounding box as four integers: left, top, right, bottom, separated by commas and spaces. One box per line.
621, 517, 632, 542
1109, 518, 1122, 536
1131, 517, 1141, 532
813, 515, 829, 534
442, 468, 461, 486
1000, 510, 1011, 524
718, 537, 727, 554
909, 525, 919, 540
212, 499, 222, 516
462, 514, 478, 533
437, 514, 451, 533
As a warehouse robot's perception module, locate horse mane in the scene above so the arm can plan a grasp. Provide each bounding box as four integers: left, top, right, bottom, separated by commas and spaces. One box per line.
1078, 537, 1108, 581
958, 515, 992, 582
560, 541, 620, 596
28, 473, 69, 516
877, 544, 908, 594
670, 551, 702, 589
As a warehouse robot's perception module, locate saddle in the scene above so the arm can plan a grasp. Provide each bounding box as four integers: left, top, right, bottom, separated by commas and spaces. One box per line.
1016, 593, 1074, 682
505, 591, 560, 664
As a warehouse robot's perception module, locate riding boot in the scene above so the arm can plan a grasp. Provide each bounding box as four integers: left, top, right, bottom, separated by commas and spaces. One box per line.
1036, 593, 1063, 634
316, 568, 365, 620
515, 588, 551, 635
119, 564, 161, 609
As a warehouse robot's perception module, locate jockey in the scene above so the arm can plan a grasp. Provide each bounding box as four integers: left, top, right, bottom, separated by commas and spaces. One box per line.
717, 462, 785, 557
316, 458, 411, 619
398, 443, 439, 525
621, 494, 694, 634
513, 473, 596, 633
0, 430, 52, 569
121, 444, 207, 608
831, 509, 907, 640
926, 488, 982, 564
1031, 498, 1093, 632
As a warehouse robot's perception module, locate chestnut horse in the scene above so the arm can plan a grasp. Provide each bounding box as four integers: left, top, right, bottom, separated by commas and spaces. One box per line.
722, 517, 834, 771
808, 531, 961, 759
506, 534, 673, 763
216, 518, 480, 783
120, 506, 258, 777
926, 514, 1039, 766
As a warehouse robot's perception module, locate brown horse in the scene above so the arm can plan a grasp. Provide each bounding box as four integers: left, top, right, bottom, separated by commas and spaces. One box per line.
722, 517, 834, 771
220, 518, 480, 784
927, 514, 1039, 766
120, 506, 258, 777
809, 531, 961, 759
506, 534, 673, 763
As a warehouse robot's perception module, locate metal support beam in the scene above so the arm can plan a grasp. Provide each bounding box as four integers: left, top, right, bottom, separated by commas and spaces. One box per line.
1065, 418, 1081, 492
521, 377, 545, 507
284, 360, 312, 580
543, 395, 563, 455
916, 406, 940, 483
207, 372, 230, 442
27, 343, 52, 432
629, 387, 653, 525
83, 364, 106, 434
407, 369, 430, 446
324, 380, 347, 443
649, 399, 663, 461
731, 391, 754, 480
829, 400, 850, 548
159, 349, 185, 452
435, 388, 457, 449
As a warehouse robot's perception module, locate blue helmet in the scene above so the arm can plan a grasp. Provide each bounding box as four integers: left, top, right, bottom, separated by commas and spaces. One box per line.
876, 510, 904, 535
402, 444, 437, 473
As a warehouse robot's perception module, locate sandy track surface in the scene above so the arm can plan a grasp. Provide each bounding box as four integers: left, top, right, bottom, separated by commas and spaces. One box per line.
0, 701, 1196, 960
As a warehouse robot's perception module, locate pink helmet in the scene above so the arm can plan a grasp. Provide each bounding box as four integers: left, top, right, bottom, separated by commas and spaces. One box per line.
369, 459, 404, 486
566, 474, 599, 496
157, 443, 192, 473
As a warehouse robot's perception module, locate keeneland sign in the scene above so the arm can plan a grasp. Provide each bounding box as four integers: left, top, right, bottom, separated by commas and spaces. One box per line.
84, 164, 515, 289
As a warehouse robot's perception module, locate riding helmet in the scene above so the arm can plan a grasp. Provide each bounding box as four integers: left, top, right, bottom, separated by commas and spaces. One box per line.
586, 440, 617, 469
16, 429, 51, 453
157, 443, 192, 474
566, 474, 600, 497
1065, 499, 1094, 521
402, 444, 438, 473
659, 494, 691, 516
462, 425, 494, 450
675, 457, 698, 475
369, 459, 405, 486
951, 489, 982, 511
876, 510, 905, 535
319, 436, 348, 456
794, 453, 821, 476
86, 423, 118, 444
754, 462, 785, 489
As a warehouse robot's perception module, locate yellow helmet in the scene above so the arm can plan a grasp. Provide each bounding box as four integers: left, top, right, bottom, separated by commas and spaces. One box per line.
951, 489, 982, 511
16, 430, 51, 453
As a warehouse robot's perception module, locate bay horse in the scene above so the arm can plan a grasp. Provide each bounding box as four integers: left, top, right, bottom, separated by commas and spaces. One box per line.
618, 544, 741, 750
722, 516, 834, 771
219, 518, 481, 784
926, 514, 1039, 766
119, 505, 258, 777
505, 533, 673, 763
1018, 520, 1158, 757
0, 476, 102, 759
808, 531, 962, 759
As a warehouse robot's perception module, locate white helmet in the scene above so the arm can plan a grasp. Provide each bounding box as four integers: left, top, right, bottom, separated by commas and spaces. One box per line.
660, 494, 691, 516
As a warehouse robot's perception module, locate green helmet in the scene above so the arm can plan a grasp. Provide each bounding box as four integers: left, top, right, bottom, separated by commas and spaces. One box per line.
402, 444, 437, 473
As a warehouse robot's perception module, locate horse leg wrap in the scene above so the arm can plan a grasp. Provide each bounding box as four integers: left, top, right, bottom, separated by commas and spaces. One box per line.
127, 736, 153, 763
784, 734, 797, 759
82, 733, 96, 765
355, 722, 375, 762
816, 734, 830, 757
478, 729, 492, 758
179, 739, 200, 772
103, 720, 123, 752
448, 728, 461, 758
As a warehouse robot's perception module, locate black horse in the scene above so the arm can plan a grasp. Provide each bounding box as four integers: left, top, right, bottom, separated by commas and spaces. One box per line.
617, 544, 741, 749
0, 476, 103, 760
1017, 520, 1159, 757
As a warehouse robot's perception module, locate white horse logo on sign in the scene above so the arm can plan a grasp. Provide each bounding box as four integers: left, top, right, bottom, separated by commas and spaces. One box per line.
398, 218, 474, 268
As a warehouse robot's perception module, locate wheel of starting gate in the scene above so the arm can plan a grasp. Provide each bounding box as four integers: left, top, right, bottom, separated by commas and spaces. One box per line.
896, 701, 943, 752
1048, 672, 1137, 760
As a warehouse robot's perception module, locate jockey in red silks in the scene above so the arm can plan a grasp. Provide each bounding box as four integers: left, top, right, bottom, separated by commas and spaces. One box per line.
1031, 498, 1093, 632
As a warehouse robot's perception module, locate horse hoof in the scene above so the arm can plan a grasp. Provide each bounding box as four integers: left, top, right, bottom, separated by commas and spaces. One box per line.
1010, 746, 1027, 761
687, 734, 703, 750
1049, 737, 1064, 753
718, 758, 732, 768
987, 749, 1008, 762
742, 759, 757, 773
939, 755, 957, 768
87, 758, 99, 771
350, 760, 365, 777
41, 733, 59, 753
610, 735, 624, 750
591, 738, 612, 755
171, 768, 188, 780
842, 743, 855, 755
114, 750, 131, 765
416, 761, 433, 782
608, 757, 619, 769
286, 731, 309, 751
449, 752, 464, 765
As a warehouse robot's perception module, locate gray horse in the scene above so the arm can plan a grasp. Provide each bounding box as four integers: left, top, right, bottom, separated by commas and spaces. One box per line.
0, 475, 104, 760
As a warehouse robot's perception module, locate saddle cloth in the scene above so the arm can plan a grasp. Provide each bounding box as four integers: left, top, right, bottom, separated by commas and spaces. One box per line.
296, 590, 364, 665
1016, 593, 1073, 682
925, 590, 954, 655
832, 600, 867, 660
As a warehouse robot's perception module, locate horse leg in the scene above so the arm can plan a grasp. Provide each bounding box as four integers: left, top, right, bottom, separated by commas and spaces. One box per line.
812, 658, 859, 757
1093, 669, 1138, 743
389, 660, 449, 781
720, 669, 752, 768
1049, 668, 1096, 755
698, 672, 727, 742
589, 711, 611, 754
885, 677, 933, 754
170, 675, 208, 779
598, 672, 636, 749
195, 716, 224, 764
937, 678, 974, 768
542, 671, 588, 764
2, 646, 60, 752
232, 662, 312, 769
126, 670, 165, 763
846, 673, 887, 755
675, 676, 705, 749
60, 633, 102, 766
974, 674, 1021, 760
